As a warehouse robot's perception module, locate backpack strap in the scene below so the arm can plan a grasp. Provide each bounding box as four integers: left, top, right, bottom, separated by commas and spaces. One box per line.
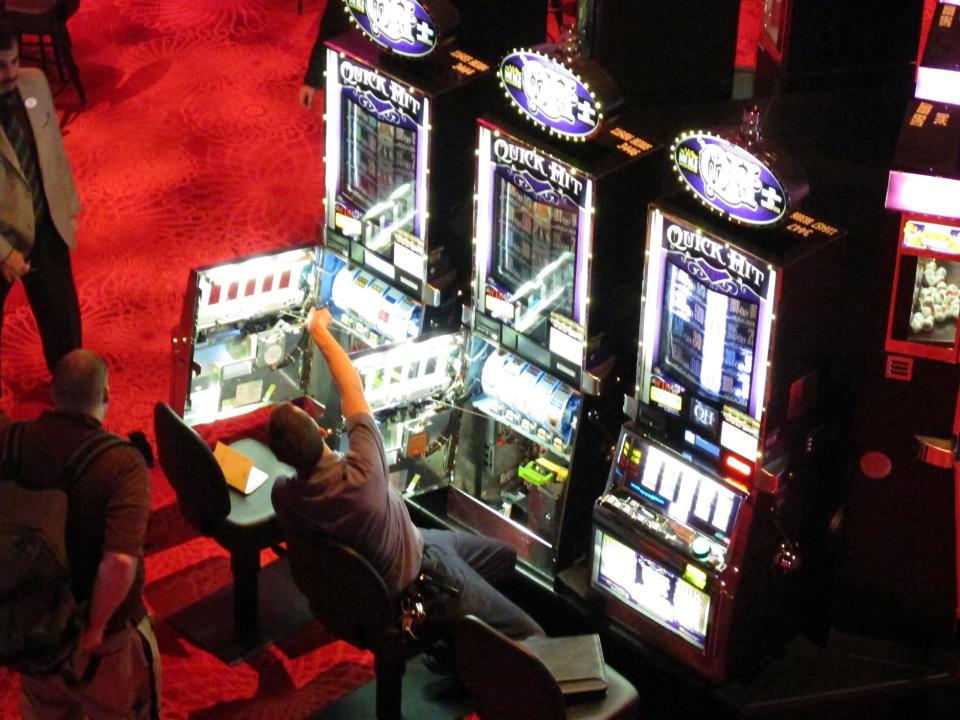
57, 431, 134, 490
3, 423, 134, 491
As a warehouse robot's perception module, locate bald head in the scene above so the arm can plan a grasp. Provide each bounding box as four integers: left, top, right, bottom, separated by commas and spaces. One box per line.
268, 402, 325, 475
52, 350, 109, 416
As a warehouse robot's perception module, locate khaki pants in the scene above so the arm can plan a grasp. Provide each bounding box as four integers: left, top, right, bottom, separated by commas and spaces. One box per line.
20, 616, 161, 720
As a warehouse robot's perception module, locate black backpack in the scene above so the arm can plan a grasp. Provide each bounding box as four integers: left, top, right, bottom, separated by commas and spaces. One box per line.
0, 422, 130, 675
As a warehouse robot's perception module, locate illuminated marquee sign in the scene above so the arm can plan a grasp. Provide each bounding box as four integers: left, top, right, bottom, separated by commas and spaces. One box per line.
499, 49, 603, 141
338, 58, 424, 124
345, 0, 442, 57
663, 220, 770, 300
673, 131, 794, 226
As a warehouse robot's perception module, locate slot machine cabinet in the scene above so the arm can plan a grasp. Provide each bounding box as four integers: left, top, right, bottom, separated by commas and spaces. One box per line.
576, 0, 740, 104
833, 87, 960, 649
169, 246, 466, 490
589, 120, 848, 681
314, 0, 552, 493
437, 43, 663, 580
916, 1, 960, 107
755, 0, 925, 94
170, 247, 321, 424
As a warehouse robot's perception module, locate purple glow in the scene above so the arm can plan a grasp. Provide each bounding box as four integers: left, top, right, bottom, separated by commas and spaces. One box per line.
886, 171, 960, 219
915, 67, 960, 105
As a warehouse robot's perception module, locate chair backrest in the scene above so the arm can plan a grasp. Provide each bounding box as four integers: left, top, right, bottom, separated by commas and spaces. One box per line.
285, 529, 395, 652
453, 615, 566, 720
153, 402, 230, 534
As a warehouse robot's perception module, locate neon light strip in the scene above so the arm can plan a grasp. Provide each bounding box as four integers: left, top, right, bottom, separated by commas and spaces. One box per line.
575, 179, 593, 325
886, 171, 960, 219
751, 266, 776, 422
475, 126, 494, 300
915, 66, 960, 106
640, 209, 665, 404
325, 49, 342, 225
417, 97, 430, 240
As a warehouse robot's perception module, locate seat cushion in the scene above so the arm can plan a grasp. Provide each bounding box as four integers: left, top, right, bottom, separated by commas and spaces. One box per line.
223, 438, 294, 530
567, 663, 639, 720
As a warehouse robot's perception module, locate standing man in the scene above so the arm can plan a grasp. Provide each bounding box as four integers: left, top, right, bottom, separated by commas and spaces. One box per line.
298, 0, 352, 110
0, 21, 82, 381
2, 349, 160, 720
270, 308, 544, 643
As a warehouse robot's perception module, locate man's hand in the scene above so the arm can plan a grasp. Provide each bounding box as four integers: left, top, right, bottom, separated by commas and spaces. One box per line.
0, 249, 30, 284
299, 84, 317, 110
308, 306, 334, 346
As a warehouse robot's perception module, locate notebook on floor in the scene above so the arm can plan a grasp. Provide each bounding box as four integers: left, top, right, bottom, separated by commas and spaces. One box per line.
520, 633, 608, 701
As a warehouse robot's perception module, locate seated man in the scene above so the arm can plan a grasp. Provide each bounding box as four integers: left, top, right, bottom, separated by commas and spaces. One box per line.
269, 306, 543, 643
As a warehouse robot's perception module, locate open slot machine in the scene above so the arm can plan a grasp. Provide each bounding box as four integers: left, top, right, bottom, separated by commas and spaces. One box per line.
834, 7, 960, 648
169, 244, 465, 496
435, 31, 662, 581
170, 247, 321, 425
315, 0, 546, 493
590, 113, 848, 681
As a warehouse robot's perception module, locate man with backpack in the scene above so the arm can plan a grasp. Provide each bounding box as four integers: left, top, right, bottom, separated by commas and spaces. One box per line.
0, 350, 159, 719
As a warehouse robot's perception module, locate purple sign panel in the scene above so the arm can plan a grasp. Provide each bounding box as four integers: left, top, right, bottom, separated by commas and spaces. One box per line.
499, 50, 601, 140
673, 132, 789, 226
346, 0, 438, 57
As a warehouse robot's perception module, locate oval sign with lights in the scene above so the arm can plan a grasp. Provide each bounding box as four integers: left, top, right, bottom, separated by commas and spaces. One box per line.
673, 131, 791, 226
346, 0, 439, 57
500, 50, 602, 141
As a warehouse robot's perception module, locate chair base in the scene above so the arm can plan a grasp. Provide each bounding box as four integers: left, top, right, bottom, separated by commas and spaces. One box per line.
167, 556, 312, 665
309, 655, 471, 720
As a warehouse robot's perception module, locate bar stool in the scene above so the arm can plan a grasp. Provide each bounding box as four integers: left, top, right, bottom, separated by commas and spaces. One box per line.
1, 0, 85, 104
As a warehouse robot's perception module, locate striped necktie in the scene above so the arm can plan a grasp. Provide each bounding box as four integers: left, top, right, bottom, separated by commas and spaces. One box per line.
0, 91, 45, 221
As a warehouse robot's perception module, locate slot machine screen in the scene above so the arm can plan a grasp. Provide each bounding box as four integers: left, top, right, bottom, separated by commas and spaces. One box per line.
659, 257, 759, 412
341, 95, 418, 252
592, 529, 711, 650
488, 174, 579, 338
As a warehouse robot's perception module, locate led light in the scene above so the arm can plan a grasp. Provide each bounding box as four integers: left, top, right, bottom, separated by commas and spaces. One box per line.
723, 476, 750, 495
724, 454, 752, 477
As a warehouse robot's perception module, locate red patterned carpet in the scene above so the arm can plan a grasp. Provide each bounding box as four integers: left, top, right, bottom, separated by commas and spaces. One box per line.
0, 0, 939, 717
0, 1, 376, 717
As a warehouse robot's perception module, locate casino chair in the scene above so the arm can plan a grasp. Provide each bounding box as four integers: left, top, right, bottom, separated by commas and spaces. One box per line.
153, 402, 307, 663
286, 529, 469, 720
452, 615, 641, 720
1, 0, 85, 104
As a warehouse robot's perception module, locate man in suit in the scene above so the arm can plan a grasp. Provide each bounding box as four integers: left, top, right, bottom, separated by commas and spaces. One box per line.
298, 0, 352, 110
0, 20, 82, 383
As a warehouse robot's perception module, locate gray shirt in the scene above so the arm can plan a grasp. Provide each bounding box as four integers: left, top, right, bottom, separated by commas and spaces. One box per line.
272, 412, 423, 596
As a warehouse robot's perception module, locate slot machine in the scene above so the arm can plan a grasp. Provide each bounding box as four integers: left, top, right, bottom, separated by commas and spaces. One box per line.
576, 0, 740, 103
833, 1, 960, 649
435, 33, 662, 580
170, 246, 321, 425
315, 0, 546, 490
756, 0, 924, 93
589, 113, 848, 681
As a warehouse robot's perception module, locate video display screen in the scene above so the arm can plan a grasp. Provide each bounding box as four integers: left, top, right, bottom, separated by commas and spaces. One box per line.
341, 95, 417, 250
490, 175, 578, 332
660, 258, 759, 410
593, 530, 710, 650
